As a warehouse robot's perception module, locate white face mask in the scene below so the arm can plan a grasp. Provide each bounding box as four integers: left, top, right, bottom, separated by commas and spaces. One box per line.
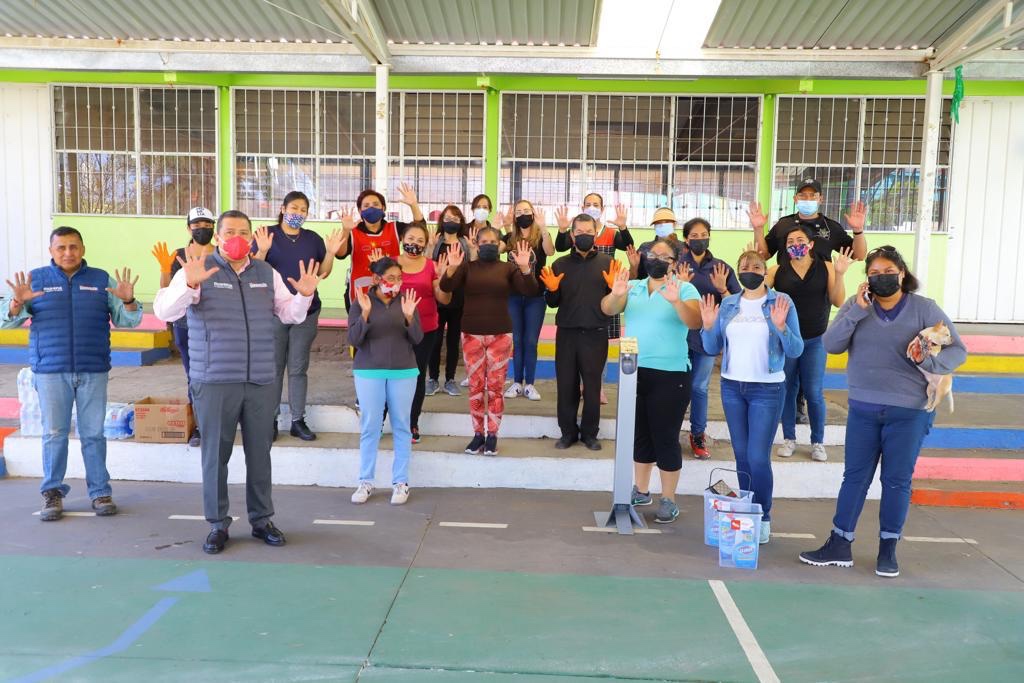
653, 222, 675, 238
473, 207, 489, 223
583, 206, 602, 220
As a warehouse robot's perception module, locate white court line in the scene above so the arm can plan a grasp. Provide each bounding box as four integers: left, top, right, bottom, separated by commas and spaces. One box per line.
313, 519, 375, 526
771, 532, 816, 539
708, 580, 780, 683
581, 526, 662, 535
438, 522, 508, 529
32, 511, 95, 517
904, 536, 978, 545
168, 515, 239, 521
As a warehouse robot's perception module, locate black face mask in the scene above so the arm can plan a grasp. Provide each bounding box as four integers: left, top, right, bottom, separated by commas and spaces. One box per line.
573, 233, 595, 252
191, 227, 214, 245
441, 222, 461, 235
868, 273, 901, 297
738, 272, 765, 290
403, 243, 424, 257
478, 243, 500, 262
688, 238, 710, 256
514, 214, 534, 230
646, 259, 671, 279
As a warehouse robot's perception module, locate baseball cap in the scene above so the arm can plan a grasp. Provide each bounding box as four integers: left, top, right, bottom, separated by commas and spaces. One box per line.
796, 178, 822, 194
187, 206, 216, 224
650, 207, 677, 224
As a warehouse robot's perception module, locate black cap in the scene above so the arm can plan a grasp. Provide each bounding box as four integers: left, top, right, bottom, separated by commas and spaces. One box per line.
797, 178, 822, 194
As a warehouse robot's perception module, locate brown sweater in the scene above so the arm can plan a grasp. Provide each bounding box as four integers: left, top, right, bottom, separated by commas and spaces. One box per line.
439, 261, 540, 335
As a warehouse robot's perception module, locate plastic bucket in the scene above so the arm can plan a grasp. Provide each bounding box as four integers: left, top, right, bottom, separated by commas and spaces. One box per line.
703, 468, 753, 547
717, 501, 763, 570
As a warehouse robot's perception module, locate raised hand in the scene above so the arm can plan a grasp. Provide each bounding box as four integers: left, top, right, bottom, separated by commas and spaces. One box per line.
770, 295, 791, 331
368, 247, 384, 264
834, 246, 854, 276
747, 200, 768, 231
699, 294, 720, 331
711, 262, 729, 293
355, 286, 372, 321
497, 207, 512, 229
554, 206, 571, 231
539, 266, 564, 291
611, 265, 630, 297
400, 288, 421, 321
534, 208, 547, 229
425, 229, 439, 257
625, 245, 641, 272
151, 242, 176, 274
676, 262, 694, 283
106, 268, 139, 302
512, 241, 533, 272
338, 207, 358, 232
324, 228, 346, 257
611, 204, 629, 230
658, 275, 682, 303
602, 258, 623, 289
177, 250, 221, 289
5, 272, 44, 305
845, 200, 867, 234
397, 182, 418, 206
254, 226, 274, 254
287, 259, 324, 297
445, 241, 465, 272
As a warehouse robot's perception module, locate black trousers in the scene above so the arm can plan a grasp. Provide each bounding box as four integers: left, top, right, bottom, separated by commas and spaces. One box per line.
410, 330, 438, 430
429, 306, 463, 382
555, 327, 609, 441
633, 367, 693, 472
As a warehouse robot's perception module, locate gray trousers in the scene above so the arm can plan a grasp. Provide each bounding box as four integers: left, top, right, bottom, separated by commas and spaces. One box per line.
274, 310, 320, 421
191, 380, 276, 531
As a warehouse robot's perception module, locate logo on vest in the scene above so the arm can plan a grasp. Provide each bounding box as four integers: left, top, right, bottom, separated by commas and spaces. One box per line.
248, 282, 268, 289
212, 282, 233, 289
78, 285, 99, 292
42, 286, 63, 293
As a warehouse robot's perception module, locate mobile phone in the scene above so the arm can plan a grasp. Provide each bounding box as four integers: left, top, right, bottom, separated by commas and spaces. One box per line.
862, 290, 873, 303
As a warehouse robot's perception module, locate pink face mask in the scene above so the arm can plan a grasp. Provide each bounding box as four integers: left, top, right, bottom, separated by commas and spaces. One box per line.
379, 281, 402, 297
222, 235, 251, 261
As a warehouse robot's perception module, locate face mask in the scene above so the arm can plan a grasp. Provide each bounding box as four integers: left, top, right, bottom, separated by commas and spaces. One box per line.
688, 238, 709, 255
478, 243, 500, 262
190, 227, 214, 245
403, 242, 424, 257
645, 258, 671, 279
283, 213, 305, 229
583, 206, 602, 220
514, 214, 534, 230
787, 243, 810, 260
653, 222, 675, 238
360, 207, 385, 224
796, 200, 819, 216
378, 281, 402, 297
473, 207, 489, 223
573, 233, 595, 252
442, 221, 461, 235
739, 272, 765, 290
222, 235, 251, 261
868, 273, 901, 297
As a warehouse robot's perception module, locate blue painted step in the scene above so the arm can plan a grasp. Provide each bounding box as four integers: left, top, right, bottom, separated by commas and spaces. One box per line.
0, 346, 171, 367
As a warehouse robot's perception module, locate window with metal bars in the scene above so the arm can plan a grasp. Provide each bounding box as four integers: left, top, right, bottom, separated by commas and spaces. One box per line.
774, 96, 953, 232
53, 86, 217, 216
500, 93, 759, 227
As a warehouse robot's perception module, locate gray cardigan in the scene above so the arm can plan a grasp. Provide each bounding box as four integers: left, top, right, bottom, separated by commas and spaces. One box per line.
348, 288, 424, 371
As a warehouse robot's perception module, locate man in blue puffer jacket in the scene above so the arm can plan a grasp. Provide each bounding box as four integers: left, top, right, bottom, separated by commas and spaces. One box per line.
1, 226, 142, 521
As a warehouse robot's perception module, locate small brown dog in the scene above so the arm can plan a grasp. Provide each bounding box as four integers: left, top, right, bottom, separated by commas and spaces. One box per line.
908, 322, 954, 413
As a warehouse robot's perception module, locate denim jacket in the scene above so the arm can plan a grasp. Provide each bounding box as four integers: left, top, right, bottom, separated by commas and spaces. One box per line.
700, 288, 804, 375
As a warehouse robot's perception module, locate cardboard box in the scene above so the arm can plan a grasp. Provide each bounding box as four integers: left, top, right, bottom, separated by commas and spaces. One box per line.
133, 397, 194, 443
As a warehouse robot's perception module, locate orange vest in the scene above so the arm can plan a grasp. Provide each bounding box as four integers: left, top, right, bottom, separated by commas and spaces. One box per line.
349, 222, 400, 293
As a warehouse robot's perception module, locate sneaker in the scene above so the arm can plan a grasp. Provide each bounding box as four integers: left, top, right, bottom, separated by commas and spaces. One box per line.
799, 531, 854, 568
689, 432, 710, 460
350, 481, 375, 504
425, 378, 440, 396
391, 483, 410, 505
40, 489, 63, 522
523, 384, 541, 401
760, 520, 771, 545
630, 485, 653, 507
504, 382, 523, 399
290, 418, 317, 441
776, 439, 797, 458
654, 497, 679, 524
91, 496, 118, 516
411, 427, 421, 444
876, 538, 900, 578
811, 443, 828, 462
188, 426, 201, 448
484, 434, 498, 456
465, 433, 485, 454
460, 377, 469, 387
444, 379, 461, 396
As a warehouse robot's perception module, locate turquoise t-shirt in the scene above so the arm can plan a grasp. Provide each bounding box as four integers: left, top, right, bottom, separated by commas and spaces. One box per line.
624, 278, 700, 372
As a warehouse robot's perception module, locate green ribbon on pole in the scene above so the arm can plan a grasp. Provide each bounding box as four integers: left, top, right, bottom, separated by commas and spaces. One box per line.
951, 65, 965, 124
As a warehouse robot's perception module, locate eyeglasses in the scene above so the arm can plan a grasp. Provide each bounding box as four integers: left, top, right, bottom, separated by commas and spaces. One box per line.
867, 245, 900, 258
647, 255, 675, 264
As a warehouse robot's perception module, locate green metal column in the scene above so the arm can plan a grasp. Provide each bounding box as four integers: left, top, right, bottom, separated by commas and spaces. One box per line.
757, 93, 776, 218
484, 86, 501, 204
218, 85, 232, 211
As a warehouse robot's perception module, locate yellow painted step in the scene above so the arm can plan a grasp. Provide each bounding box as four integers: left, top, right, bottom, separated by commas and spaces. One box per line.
0, 328, 170, 350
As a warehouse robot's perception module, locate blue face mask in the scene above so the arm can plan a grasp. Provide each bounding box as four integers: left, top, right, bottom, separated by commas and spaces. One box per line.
583, 206, 602, 220
283, 213, 305, 229
796, 200, 819, 216
360, 207, 385, 224
653, 222, 675, 238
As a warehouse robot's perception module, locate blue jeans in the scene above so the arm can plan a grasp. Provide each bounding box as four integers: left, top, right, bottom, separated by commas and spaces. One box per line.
354, 375, 416, 485
688, 351, 716, 437
782, 335, 827, 443
720, 379, 785, 521
508, 294, 546, 385
832, 403, 935, 541
33, 372, 111, 499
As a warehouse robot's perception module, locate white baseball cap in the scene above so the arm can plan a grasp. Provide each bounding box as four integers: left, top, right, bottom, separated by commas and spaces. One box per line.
187, 206, 216, 224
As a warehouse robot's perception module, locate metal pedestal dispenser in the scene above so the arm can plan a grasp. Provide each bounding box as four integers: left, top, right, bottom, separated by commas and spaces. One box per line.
594, 337, 647, 534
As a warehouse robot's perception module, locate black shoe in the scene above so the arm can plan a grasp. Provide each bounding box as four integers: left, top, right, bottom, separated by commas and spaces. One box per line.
580, 436, 602, 451
554, 434, 578, 450
465, 433, 485, 454
799, 531, 854, 568
484, 434, 498, 456
251, 521, 287, 547
290, 419, 316, 441
272, 423, 279, 442
188, 426, 201, 448
876, 538, 900, 578
203, 529, 229, 554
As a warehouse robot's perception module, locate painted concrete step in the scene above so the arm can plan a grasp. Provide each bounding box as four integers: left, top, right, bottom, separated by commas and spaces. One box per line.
912, 479, 1024, 510
0, 346, 171, 367
0, 328, 171, 349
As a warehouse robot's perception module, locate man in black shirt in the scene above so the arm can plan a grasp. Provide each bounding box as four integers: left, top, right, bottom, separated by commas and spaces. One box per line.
542, 214, 615, 451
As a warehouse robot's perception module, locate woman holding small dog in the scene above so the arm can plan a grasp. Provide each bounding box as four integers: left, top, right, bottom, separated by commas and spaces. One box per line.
800, 245, 966, 578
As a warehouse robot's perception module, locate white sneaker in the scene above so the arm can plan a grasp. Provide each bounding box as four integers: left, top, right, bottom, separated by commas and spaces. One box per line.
760, 520, 771, 545
460, 377, 469, 387
391, 483, 410, 505
350, 481, 374, 504
811, 443, 828, 462
523, 384, 541, 401
776, 439, 797, 458
504, 382, 523, 399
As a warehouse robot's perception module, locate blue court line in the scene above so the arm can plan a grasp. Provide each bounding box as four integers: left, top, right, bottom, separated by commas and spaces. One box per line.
823, 372, 1024, 395
10, 596, 178, 683
923, 427, 1024, 451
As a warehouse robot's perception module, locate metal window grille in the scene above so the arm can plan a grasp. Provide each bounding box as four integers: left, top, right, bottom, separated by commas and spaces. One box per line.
53, 85, 217, 216
774, 96, 953, 232
500, 93, 759, 227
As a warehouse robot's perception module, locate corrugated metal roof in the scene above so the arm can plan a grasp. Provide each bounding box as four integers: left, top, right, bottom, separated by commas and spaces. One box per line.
704, 0, 990, 49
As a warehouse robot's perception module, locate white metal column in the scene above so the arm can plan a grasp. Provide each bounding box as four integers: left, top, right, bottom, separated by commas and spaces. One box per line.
913, 70, 944, 291
375, 64, 389, 193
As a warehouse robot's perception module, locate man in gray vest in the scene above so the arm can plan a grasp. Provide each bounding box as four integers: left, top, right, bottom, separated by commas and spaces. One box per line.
153, 210, 324, 554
